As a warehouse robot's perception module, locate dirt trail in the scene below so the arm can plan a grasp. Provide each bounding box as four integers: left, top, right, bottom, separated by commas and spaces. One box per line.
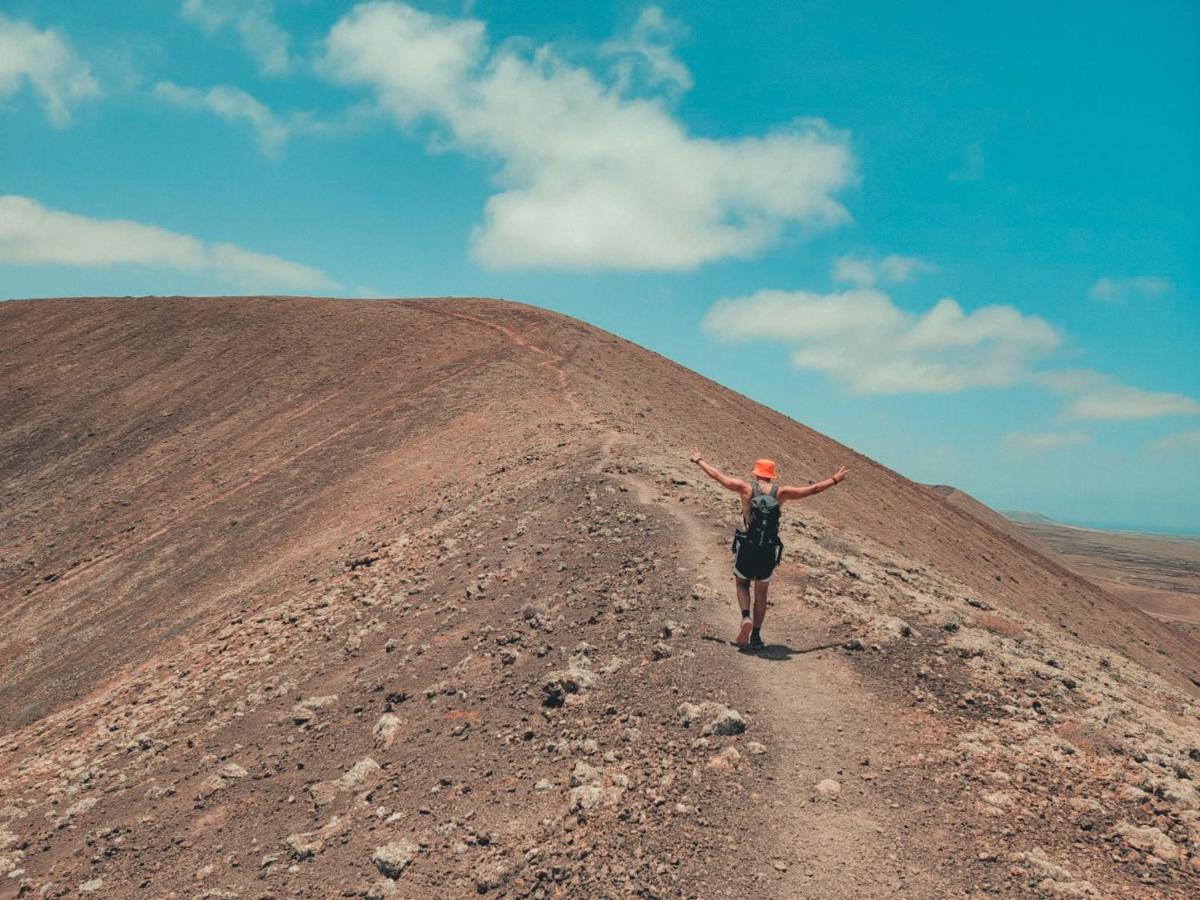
596, 432, 976, 896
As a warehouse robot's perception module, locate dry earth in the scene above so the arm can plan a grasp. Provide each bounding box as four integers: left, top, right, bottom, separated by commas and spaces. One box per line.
2, 297, 1199, 898
928, 487, 1200, 629
1009, 521, 1200, 627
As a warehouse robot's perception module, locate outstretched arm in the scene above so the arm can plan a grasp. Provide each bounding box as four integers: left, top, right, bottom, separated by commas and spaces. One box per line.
689, 450, 749, 495
778, 465, 850, 501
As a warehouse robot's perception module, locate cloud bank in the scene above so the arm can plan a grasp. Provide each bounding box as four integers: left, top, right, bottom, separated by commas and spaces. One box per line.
703, 287, 1059, 394
0, 13, 99, 126
319, 1, 856, 271
0, 195, 336, 292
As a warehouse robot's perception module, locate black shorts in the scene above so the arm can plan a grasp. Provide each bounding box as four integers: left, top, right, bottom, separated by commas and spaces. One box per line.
732, 531, 782, 582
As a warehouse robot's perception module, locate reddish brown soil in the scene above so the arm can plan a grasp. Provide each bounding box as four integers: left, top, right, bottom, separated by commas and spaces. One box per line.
2, 297, 1198, 898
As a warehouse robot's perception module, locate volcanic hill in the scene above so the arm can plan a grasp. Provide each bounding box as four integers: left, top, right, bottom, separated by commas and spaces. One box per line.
1, 296, 1198, 898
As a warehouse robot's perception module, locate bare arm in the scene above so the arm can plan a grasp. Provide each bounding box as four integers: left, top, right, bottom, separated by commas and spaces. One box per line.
778, 465, 850, 501
689, 450, 749, 495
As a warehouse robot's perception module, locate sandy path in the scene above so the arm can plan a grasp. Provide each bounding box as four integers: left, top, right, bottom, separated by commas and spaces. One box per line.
598, 432, 976, 897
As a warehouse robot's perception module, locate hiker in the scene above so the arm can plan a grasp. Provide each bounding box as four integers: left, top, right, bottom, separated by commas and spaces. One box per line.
689, 451, 849, 650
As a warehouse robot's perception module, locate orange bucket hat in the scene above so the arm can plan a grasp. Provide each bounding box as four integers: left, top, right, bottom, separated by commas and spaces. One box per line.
752, 458, 777, 480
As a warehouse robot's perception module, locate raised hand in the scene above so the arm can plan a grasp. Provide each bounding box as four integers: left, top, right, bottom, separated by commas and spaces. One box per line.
689, 449, 703, 464
832, 465, 850, 483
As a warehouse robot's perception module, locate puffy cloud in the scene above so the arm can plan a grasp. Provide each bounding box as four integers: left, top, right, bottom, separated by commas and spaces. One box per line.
703, 288, 1059, 395
0, 13, 99, 126
154, 81, 289, 156
319, 2, 855, 271
181, 0, 291, 75
1004, 432, 1089, 452
832, 253, 934, 287
600, 6, 692, 94
1089, 275, 1173, 303
0, 195, 337, 292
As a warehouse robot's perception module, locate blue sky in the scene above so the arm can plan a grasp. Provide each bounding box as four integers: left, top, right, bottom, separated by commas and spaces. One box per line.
2, 1, 1197, 532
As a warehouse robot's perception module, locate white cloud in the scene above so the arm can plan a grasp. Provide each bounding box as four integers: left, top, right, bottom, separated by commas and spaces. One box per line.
1065, 385, 1200, 421
1089, 275, 1173, 303
600, 6, 692, 94
1004, 431, 1089, 452
1150, 430, 1200, 454
319, 2, 855, 271
0, 195, 337, 292
703, 288, 1060, 394
832, 253, 934, 287
1036, 369, 1200, 421
155, 81, 290, 156
0, 13, 99, 126
181, 0, 291, 75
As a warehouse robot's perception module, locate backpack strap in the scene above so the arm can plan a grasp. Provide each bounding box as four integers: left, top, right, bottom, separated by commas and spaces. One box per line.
769, 483, 779, 498
751, 480, 761, 498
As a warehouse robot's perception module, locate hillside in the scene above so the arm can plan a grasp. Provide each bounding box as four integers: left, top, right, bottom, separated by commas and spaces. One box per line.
2, 296, 1198, 898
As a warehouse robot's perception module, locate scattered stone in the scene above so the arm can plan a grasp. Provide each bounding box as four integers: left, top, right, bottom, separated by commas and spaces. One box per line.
568, 785, 603, 812
1115, 821, 1180, 861
570, 762, 600, 787
660, 620, 686, 638
366, 879, 399, 899
542, 669, 598, 707
678, 701, 746, 736
707, 708, 746, 736
285, 832, 323, 860
310, 757, 382, 806
372, 839, 419, 878
707, 747, 741, 771
473, 858, 515, 893
373, 714, 404, 749
815, 779, 841, 797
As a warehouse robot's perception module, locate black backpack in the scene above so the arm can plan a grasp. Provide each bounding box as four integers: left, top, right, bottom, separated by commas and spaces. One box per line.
746, 481, 781, 549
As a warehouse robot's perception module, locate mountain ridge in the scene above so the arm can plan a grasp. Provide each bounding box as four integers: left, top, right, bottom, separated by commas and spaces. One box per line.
2, 296, 1198, 897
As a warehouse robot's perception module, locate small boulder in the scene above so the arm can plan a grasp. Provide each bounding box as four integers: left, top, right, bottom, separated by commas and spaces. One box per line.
372, 839, 419, 878
707, 709, 746, 736
815, 779, 841, 797
570, 762, 600, 787
568, 785, 603, 813
1115, 821, 1180, 861
542, 669, 598, 707
373, 714, 404, 749
285, 832, 323, 860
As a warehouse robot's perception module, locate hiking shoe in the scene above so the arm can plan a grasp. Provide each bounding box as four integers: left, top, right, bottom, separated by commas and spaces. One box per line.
735, 620, 753, 647
748, 632, 765, 651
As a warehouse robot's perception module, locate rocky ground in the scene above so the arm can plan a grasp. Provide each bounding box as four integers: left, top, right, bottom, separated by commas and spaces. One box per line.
2, 297, 1198, 897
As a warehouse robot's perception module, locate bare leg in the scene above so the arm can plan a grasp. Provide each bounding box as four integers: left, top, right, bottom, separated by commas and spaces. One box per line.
735, 577, 751, 615
753, 581, 769, 628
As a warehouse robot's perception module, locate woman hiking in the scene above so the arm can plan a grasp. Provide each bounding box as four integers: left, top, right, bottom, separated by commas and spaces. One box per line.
690, 451, 849, 650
